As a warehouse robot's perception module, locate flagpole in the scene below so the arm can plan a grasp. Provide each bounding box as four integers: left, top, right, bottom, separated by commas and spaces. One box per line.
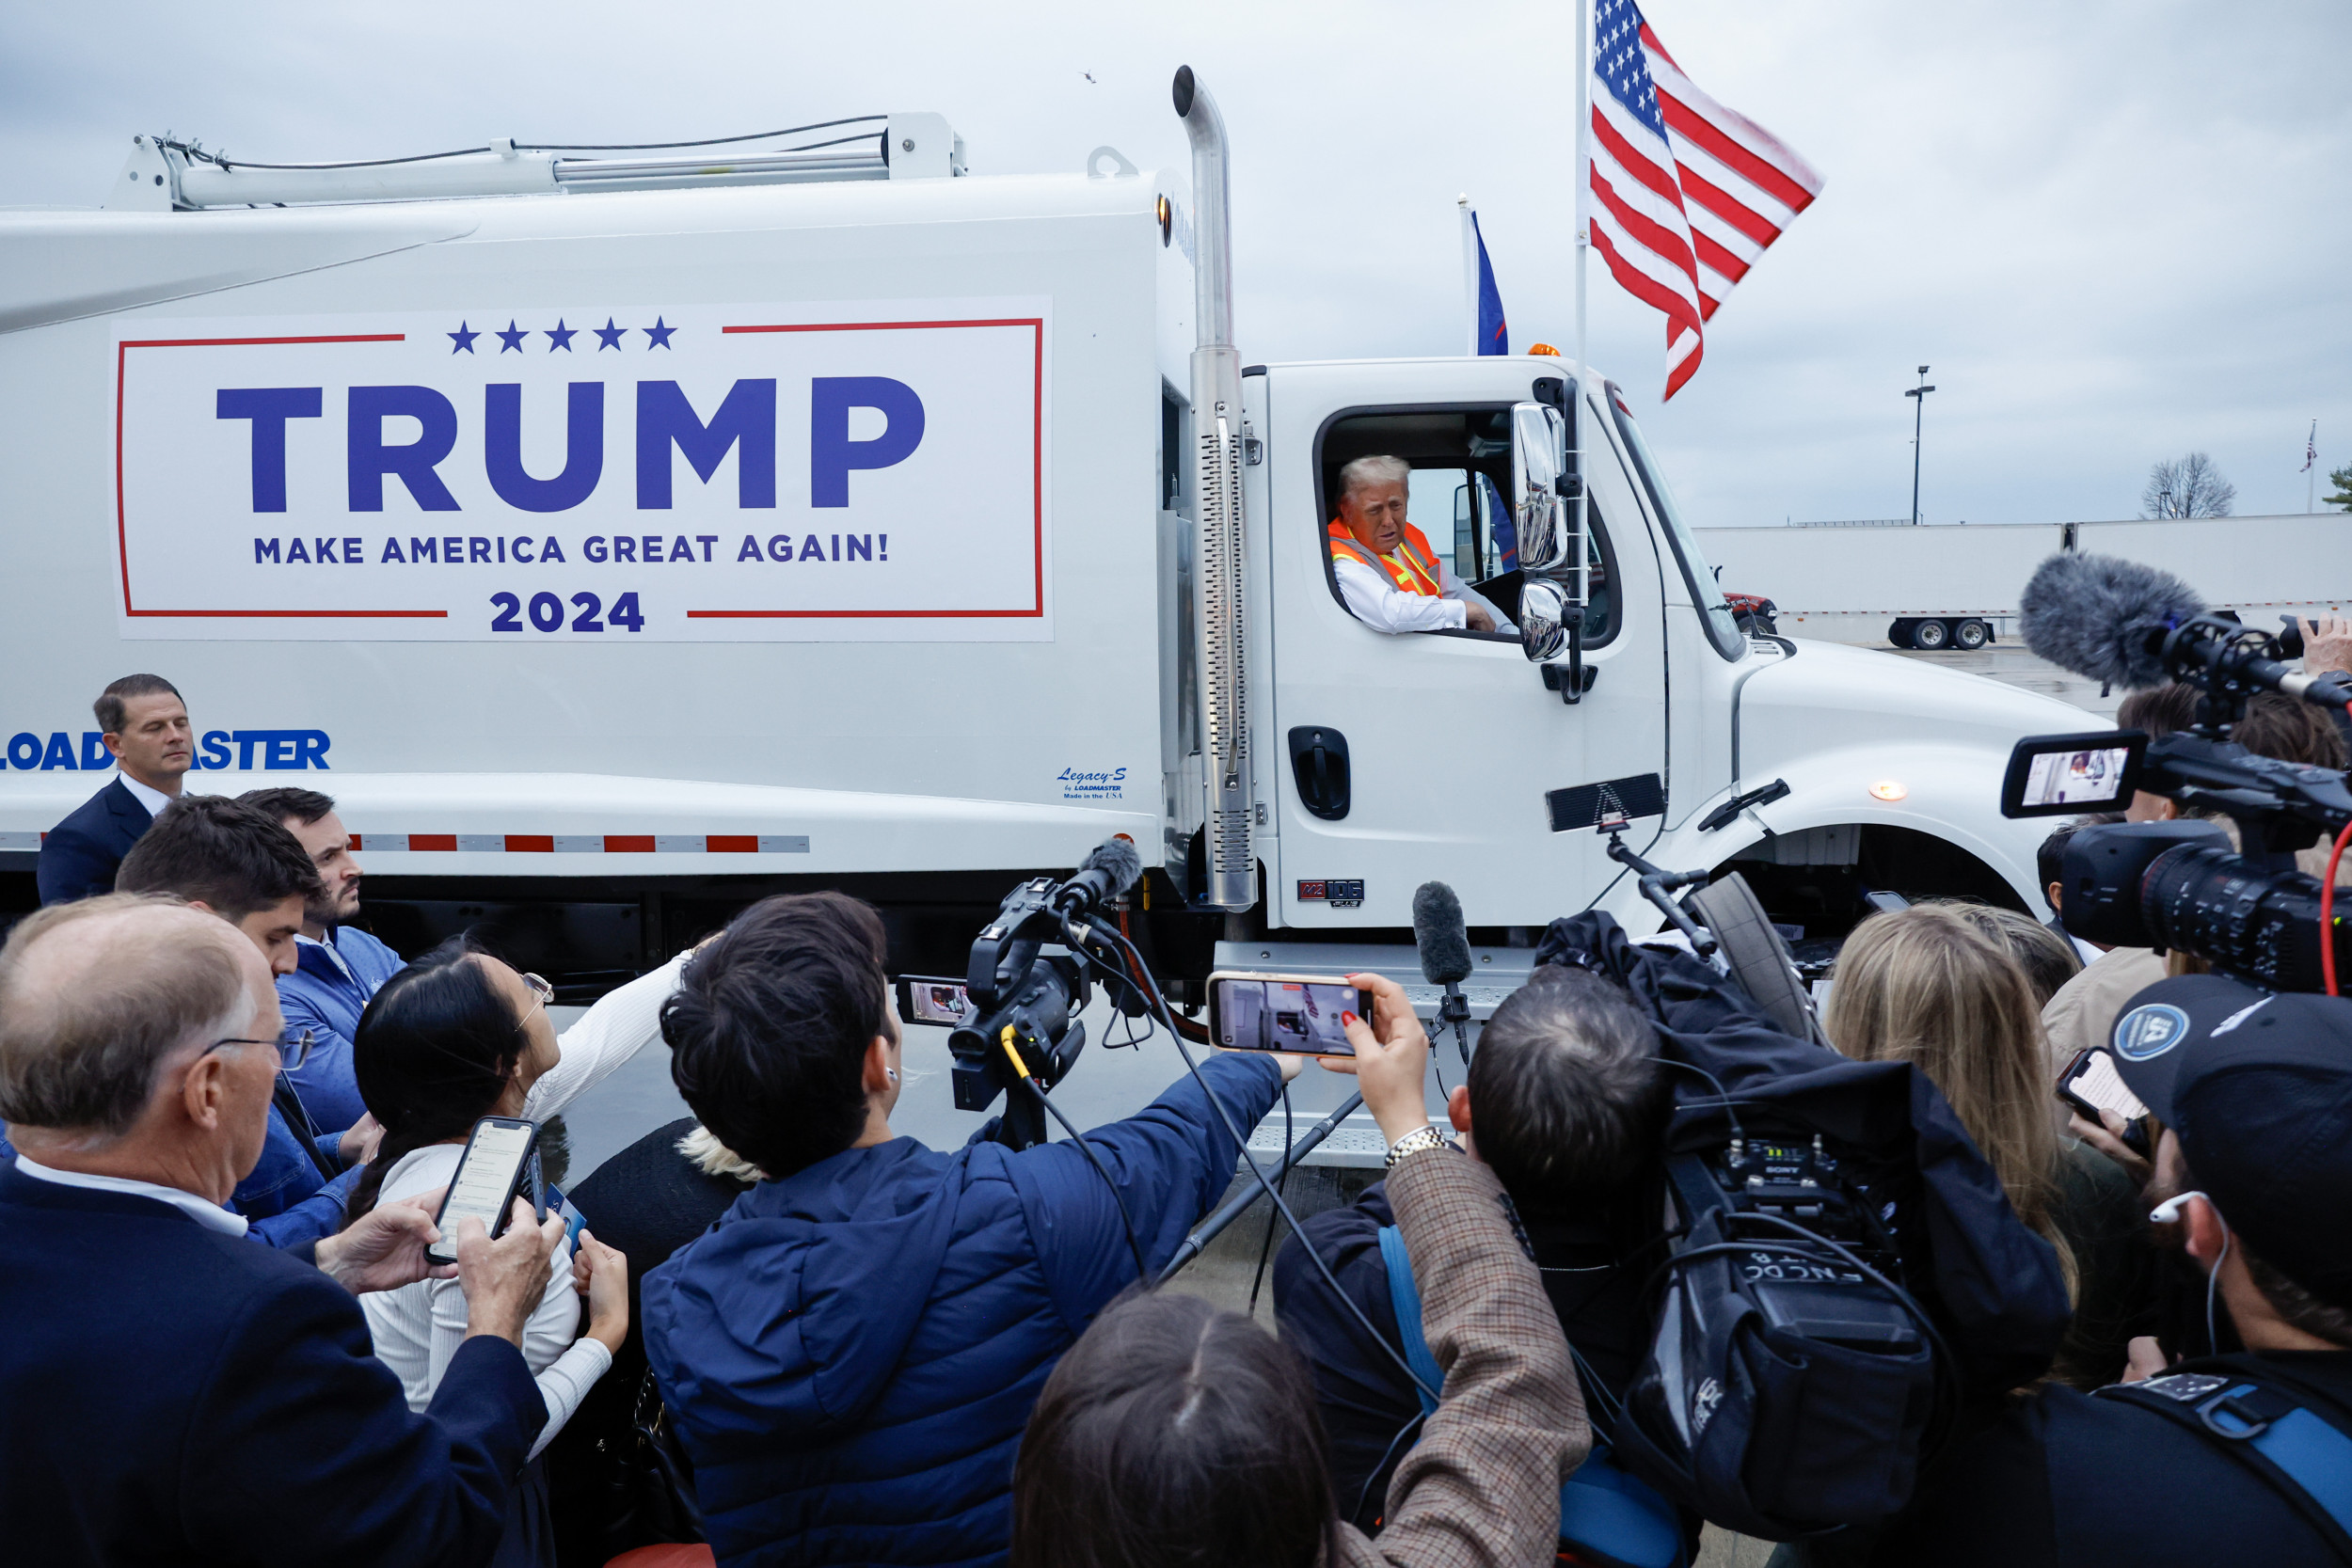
1459, 196, 1478, 356
1572, 0, 1592, 604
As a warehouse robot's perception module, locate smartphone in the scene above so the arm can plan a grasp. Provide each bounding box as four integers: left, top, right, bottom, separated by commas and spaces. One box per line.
895, 975, 972, 1027
2058, 1048, 2152, 1158
425, 1116, 540, 1266
1207, 971, 1371, 1056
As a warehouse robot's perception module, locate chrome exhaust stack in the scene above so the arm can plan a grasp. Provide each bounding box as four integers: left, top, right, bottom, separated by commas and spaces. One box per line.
1173, 66, 1255, 911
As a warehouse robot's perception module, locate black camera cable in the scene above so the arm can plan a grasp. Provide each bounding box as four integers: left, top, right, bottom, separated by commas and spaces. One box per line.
996, 1027, 1151, 1287
1246, 1081, 1294, 1317
1083, 920, 1444, 1407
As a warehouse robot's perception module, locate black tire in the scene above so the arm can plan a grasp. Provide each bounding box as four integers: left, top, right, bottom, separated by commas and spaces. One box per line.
1954, 618, 1990, 651
1911, 617, 1951, 650
1686, 872, 1825, 1045
1888, 618, 1915, 649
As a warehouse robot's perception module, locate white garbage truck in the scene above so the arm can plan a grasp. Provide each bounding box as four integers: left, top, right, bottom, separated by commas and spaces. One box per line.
0, 70, 2090, 1002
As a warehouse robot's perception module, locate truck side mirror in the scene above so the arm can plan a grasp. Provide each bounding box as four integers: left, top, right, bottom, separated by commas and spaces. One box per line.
1510, 402, 1574, 576
1519, 578, 1568, 663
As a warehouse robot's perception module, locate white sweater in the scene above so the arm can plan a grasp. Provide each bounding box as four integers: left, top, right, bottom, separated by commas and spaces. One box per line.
359, 951, 687, 1457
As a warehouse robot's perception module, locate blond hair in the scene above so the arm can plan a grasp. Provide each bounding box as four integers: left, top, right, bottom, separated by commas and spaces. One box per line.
1824, 904, 2076, 1302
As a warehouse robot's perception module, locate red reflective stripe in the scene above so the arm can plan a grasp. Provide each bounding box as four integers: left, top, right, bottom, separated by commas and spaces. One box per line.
605, 835, 656, 853
707, 835, 759, 853
408, 833, 457, 852
345, 833, 361, 851
505, 835, 553, 852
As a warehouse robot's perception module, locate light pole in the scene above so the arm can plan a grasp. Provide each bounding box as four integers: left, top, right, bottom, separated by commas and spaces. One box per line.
1904, 365, 1935, 526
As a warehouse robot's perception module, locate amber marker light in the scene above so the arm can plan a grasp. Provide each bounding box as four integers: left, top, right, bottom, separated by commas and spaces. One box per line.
1870, 781, 1908, 802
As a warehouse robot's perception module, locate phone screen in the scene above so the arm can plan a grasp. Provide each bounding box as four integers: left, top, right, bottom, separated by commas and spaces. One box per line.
430, 1119, 534, 1260
1210, 974, 1368, 1056
2060, 1048, 2150, 1123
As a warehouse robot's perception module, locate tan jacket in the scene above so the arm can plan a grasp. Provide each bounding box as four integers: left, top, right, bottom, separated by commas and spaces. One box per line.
2041, 945, 2167, 1084
1328, 1150, 1590, 1568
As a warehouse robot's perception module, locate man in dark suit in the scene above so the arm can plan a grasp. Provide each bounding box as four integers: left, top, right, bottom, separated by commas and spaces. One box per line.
37, 673, 195, 905
0, 893, 567, 1567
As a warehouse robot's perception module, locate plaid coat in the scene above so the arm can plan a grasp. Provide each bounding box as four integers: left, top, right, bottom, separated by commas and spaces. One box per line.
1330, 1150, 1590, 1568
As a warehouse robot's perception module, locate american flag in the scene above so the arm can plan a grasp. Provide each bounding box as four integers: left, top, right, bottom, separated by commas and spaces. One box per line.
1587, 0, 1824, 398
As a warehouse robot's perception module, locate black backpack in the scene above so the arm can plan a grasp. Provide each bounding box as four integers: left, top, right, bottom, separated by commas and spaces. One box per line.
1535, 912, 2071, 1543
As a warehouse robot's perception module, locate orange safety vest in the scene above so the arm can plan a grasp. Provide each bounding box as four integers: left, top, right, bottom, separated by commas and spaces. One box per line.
1327, 520, 1444, 597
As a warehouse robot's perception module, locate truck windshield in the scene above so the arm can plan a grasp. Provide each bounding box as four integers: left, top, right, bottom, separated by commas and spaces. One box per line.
1605, 384, 1745, 661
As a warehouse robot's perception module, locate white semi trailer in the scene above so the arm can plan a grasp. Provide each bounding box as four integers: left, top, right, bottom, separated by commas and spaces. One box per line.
0, 71, 2090, 1000
1700, 516, 2349, 652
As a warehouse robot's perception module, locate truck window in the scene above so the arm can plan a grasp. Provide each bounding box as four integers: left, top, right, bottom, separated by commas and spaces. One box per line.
1605, 384, 1743, 660
1316, 407, 1617, 645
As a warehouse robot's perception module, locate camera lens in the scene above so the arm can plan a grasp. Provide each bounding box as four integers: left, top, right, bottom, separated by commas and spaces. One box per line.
2139, 845, 2338, 991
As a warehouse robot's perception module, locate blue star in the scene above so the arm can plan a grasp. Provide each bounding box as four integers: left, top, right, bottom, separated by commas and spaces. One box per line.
546, 319, 577, 352
496, 320, 529, 353
644, 316, 676, 350
593, 317, 627, 351
448, 321, 479, 354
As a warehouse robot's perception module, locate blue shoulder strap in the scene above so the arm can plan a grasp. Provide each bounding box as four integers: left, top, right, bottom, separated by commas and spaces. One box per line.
1376, 1223, 1687, 1568
1377, 1223, 1444, 1417
2101, 1374, 2352, 1554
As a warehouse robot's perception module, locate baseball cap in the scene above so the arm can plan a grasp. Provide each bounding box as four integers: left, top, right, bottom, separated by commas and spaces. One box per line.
2108, 974, 2352, 1312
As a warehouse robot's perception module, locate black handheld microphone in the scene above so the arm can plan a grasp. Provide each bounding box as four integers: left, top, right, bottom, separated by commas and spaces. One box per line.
1412, 880, 1475, 1063
1054, 836, 1144, 923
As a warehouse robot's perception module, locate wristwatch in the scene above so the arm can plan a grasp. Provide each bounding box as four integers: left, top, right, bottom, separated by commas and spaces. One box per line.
1384, 1125, 1456, 1167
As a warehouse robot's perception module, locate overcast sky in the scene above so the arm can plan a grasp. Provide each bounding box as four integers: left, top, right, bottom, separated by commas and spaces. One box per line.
6, 0, 2346, 528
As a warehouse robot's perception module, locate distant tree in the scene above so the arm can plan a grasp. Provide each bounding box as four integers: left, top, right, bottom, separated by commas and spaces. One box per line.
2328, 463, 2352, 513
2140, 451, 2236, 518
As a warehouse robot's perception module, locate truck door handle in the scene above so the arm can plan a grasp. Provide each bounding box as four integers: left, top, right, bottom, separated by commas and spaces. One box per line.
1286, 726, 1351, 821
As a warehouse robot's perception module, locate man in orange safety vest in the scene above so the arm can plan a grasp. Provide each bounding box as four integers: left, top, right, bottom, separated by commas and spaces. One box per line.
1326, 455, 1513, 636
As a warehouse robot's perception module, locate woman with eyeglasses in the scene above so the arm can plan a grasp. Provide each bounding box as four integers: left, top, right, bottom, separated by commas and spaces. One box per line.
345, 934, 689, 1567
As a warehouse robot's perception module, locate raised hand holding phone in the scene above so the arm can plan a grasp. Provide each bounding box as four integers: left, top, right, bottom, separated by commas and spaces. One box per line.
1323, 972, 1435, 1147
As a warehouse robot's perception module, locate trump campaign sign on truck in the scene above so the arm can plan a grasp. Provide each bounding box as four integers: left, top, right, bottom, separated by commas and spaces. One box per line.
114, 298, 1050, 641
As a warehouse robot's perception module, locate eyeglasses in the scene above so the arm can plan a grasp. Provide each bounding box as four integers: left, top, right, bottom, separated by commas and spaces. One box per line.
520, 972, 553, 1016
208, 1026, 317, 1072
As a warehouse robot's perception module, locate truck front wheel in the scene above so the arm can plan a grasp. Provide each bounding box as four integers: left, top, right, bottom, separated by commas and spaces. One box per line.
1910, 617, 1950, 651
1954, 618, 1991, 650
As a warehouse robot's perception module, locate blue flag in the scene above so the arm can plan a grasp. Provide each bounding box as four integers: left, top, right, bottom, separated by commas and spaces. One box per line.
1472, 212, 1508, 356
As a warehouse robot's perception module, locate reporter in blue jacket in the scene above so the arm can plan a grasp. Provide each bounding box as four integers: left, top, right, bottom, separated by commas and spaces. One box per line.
237, 786, 405, 1131
643, 892, 1295, 1568
0, 894, 564, 1567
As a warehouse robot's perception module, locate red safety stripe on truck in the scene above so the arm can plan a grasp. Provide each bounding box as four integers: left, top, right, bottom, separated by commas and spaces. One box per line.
347, 833, 810, 853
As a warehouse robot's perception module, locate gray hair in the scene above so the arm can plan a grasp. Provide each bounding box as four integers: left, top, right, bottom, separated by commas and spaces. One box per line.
0, 894, 255, 1140
1337, 454, 1411, 503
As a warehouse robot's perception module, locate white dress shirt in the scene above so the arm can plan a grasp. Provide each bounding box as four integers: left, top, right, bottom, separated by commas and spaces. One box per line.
1332, 552, 1517, 636
358, 950, 684, 1457
114, 770, 178, 820
13, 1154, 249, 1237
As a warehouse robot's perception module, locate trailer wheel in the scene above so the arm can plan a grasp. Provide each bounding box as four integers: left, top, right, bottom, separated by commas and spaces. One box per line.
1954, 618, 1990, 651
1911, 617, 1951, 650
1888, 618, 1915, 649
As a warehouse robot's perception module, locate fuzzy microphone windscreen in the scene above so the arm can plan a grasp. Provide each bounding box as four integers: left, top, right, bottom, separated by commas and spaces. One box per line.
2020, 552, 2203, 690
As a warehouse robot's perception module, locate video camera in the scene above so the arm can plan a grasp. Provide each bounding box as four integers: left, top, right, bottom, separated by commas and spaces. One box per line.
2005, 553, 2352, 992
898, 837, 1145, 1150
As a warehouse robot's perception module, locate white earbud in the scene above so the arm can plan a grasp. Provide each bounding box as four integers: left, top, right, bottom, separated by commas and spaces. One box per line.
2150, 1189, 2208, 1225
885, 1068, 899, 1083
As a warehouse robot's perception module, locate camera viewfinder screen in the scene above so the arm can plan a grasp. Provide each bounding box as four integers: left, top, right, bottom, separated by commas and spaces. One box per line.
1213, 977, 1360, 1056
2020, 745, 2130, 809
